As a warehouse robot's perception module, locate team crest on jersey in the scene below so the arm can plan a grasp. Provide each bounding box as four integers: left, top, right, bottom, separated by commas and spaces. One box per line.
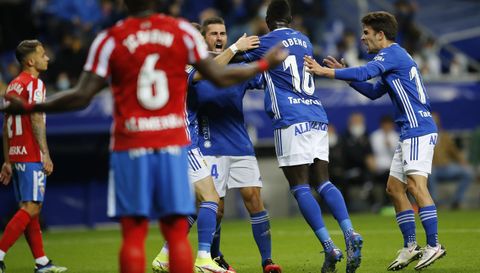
373, 55, 385, 62
34, 89, 43, 102
203, 140, 212, 148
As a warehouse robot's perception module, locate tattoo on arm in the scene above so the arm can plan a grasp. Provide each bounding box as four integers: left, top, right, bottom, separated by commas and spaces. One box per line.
30, 113, 49, 156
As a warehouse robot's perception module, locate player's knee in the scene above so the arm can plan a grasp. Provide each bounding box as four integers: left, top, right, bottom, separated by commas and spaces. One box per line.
386, 184, 402, 198
406, 182, 427, 197
241, 188, 264, 213
196, 190, 220, 204
244, 198, 264, 214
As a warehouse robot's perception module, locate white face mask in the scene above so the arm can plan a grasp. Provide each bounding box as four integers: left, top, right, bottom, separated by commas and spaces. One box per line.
56, 77, 70, 91
329, 134, 338, 147
349, 124, 365, 138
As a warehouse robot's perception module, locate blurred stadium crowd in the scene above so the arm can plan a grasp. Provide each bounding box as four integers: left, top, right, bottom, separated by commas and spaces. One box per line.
0, 0, 478, 94
0, 0, 479, 218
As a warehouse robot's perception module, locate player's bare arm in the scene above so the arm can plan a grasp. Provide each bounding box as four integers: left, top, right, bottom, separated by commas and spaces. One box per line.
3, 72, 106, 115
194, 43, 288, 87
30, 112, 53, 176
303, 56, 335, 78
192, 33, 260, 82
0, 121, 12, 185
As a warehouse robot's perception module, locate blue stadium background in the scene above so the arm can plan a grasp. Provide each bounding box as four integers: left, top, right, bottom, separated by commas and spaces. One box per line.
0, 0, 479, 227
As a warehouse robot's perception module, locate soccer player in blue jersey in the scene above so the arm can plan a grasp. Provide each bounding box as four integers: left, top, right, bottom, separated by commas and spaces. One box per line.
191, 17, 282, 273
304, 11, 446, 271
242, 1, 363, 273
152, 21, 261, 273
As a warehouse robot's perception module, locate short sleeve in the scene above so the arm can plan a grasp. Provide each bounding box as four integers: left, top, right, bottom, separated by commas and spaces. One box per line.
178, 20, 209, 64
32, 80, 46, 103
185, 65, 197, 86
83, 31, 116, 78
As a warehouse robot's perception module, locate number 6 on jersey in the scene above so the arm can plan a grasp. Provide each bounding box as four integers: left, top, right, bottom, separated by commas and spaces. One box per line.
137, 54, 169, 110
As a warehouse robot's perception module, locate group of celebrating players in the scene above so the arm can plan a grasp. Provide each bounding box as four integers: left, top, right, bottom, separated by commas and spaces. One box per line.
0, 0, 446, 273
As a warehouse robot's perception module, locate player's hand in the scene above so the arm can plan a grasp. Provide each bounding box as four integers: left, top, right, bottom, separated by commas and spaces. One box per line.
0, 162, 12, 185
1, 94, 29, 115
234, 33, 260, 52
304, 55, 329, 76
263, 43, 289, 68
323, 56, 346, 69
42, 154, 53, 176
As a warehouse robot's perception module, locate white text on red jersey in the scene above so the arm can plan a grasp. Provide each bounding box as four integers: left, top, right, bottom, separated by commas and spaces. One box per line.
123, 30, 174, 53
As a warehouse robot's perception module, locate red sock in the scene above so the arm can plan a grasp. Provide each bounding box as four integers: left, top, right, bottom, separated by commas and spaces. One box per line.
119, 217, 148, 273
0, 209, 32, 253
160, 216, 193, 273
24, 216, 45, 259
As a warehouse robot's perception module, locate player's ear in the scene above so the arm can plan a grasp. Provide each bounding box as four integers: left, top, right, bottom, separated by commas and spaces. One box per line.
25, 56, 34, 68
378, 31, 386, 41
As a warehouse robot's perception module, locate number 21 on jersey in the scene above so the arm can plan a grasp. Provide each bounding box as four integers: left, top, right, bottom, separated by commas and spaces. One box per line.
409, 66, 427, 104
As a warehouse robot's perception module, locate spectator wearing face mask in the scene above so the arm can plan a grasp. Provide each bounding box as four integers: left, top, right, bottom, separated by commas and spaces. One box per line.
341, 112, 377, 210
326, 124, 347, 195
370, 115, 400, 211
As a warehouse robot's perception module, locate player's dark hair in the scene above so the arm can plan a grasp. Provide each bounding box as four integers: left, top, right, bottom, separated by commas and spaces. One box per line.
266, 0, 292, 31
15, 39, 42, 66
361, 11, 398, 41
123, 0, 154, 14
191, 22, 202, 32
201, 17, 225, 36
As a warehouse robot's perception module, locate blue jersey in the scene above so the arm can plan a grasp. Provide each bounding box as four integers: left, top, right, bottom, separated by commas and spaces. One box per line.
335, 43, 437, 140
243, 28, 328, 129
186, 66, 200, 149
188, 64, 262, 156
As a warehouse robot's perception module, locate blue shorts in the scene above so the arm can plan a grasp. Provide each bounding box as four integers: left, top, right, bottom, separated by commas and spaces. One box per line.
108, 147, 195, 219
12, 162, 46, 203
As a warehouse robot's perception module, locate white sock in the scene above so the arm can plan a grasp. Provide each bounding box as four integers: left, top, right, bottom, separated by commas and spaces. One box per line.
197, 250, 210, 259
0, 250, 5, 260
35, 256, 49, 266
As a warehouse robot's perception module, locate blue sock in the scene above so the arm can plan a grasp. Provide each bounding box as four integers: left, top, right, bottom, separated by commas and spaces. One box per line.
197, 201, 218, 252
316, 181, 353, 238
396, 210, 416, 247
210, 223, 222, 258
250, 211, 272, 264
315, 227, 335, 253
291, 185, 334, 251
419, 205, 438, 247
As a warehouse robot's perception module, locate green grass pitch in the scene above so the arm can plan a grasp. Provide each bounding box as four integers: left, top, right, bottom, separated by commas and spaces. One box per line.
3, 210, 480, 273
